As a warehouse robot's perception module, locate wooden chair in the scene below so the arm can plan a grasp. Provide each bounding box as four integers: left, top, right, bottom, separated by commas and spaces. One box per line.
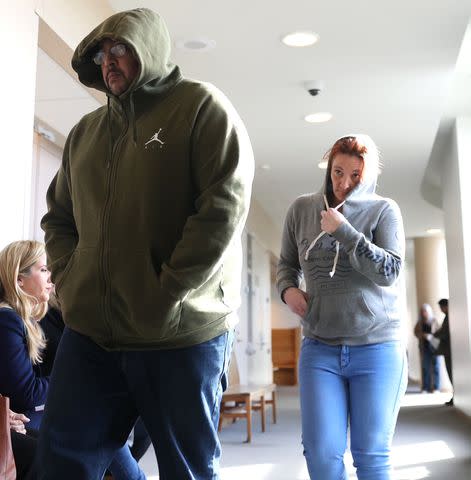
218, 351, 277, 442
252, 383, 277, 425
272, 327, 301, 385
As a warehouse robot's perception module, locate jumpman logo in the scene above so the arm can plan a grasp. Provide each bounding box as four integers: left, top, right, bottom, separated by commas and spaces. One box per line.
144, 128, 165, 149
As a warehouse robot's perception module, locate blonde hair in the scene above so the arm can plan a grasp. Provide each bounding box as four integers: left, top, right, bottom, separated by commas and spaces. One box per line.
419, 303, 435, 322
0, 240, 47, 364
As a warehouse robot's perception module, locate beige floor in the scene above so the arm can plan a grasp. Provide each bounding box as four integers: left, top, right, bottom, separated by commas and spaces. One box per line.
139, 386, 470, 479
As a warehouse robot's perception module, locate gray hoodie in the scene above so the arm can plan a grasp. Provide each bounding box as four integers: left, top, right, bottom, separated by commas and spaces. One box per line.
277, 171, 405, 346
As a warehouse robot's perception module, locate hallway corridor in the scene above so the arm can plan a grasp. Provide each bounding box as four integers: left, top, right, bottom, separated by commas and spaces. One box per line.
139, 386, 471, 479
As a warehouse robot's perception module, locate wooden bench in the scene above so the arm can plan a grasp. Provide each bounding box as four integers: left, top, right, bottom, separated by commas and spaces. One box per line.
218, 352, 277, 443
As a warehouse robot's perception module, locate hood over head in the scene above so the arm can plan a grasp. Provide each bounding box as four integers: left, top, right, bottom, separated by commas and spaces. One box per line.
72, 8, 174, 97
321, 133, 381, 207
306, 134, 382, 276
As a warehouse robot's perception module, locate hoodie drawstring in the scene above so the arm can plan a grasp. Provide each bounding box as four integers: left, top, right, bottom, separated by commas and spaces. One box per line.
106, 97, 112, 167
330, 240, 340, 278
304, 194, 345, 278
129, 91, 137, 147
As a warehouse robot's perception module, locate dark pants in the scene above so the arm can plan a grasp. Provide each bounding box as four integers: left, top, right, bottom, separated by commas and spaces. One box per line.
11, 430, 38, 480
130, 417, 152, 462
444, 353, 453, 385
38, 327, 233, 480
421, 345, 440, 392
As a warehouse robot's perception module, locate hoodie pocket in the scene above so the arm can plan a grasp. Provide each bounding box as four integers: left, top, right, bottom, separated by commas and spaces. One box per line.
56, 248, 103, 335
178, 268, 231, 334
109, 252, 182, 340
54, 250, 77, 294
308, 291, 376, 338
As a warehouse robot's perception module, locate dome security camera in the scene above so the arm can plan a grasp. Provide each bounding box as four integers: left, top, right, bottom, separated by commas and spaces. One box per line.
304, 80, 324, 96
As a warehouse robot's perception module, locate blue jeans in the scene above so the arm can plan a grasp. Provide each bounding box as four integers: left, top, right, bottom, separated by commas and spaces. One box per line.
421, 344, 440, 391
38, 327, 233, 480
299, 338, 407, 480
108, 446, 145, 480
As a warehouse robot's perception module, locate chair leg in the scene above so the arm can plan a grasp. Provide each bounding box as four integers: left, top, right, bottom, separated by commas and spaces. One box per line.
260, 394, 266, 432
245, 396, 252, 443
218, 407, 223, 431
272, 391, 277, 424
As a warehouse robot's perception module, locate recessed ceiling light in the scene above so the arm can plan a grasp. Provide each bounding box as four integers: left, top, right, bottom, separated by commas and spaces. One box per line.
426, 228, 442, 235
318, 161, 328, 169
260, 164, 271, 170
282, 31, 319, 47
175, 37, 216, 52
305, 112, 333, 123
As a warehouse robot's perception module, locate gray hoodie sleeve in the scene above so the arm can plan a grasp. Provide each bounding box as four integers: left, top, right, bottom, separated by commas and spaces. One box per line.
276, 204, 303, 300
332, 200, 404, 286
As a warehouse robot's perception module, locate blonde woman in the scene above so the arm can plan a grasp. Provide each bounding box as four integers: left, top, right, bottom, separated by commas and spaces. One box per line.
0, 240, 52, 430
0, 241, 145, 480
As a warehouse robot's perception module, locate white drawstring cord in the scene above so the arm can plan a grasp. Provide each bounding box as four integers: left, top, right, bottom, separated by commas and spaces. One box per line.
304, 195, 345, 278
304, 231, 326, 261
330, 241, 340, 277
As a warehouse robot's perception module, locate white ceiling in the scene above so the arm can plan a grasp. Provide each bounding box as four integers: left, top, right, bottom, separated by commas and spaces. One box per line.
34, 0, 471, 239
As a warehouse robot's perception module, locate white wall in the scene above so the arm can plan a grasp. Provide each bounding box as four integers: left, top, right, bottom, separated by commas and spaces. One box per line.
405, 240, 421, 382
245, 197, 281, 257
235, 231, 274, 385
35, 0, 113, 50
0, 0, 113, 249
0, 1, 38, 248
30, 133, 62, 241
246, 198, 302, 329
247, 236, 273, 384
441, 117, 471, 415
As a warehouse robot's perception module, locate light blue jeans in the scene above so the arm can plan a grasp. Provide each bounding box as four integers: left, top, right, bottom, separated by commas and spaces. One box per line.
299, 338, 407, 480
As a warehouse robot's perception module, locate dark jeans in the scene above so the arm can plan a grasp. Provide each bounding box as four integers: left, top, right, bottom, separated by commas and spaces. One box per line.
38, 327, 233, 480
421, 344, 440, 392
130, 417, 152, 462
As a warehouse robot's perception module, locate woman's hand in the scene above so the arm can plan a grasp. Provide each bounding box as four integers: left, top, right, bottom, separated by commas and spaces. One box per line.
9, 410, 29, 434
321, 208, 346, 234
283, 287, 309, 317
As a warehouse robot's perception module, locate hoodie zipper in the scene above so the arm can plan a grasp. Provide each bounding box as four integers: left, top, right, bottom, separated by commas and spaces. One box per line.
100, 105, 129, 346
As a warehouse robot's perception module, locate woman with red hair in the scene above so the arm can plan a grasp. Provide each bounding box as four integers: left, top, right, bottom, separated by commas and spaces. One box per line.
277, 135, 407, 479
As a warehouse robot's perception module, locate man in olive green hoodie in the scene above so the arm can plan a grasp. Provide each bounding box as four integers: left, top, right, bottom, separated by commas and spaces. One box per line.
38, 8, 254, 480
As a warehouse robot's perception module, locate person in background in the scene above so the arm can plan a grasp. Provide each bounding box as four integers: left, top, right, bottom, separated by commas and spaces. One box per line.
430, 298, 453, 405
0, 240, 144, 480
277, 134, 407, 479
414, 303, 440, 393
39, 7, 253, 480
0, 240, 52, 431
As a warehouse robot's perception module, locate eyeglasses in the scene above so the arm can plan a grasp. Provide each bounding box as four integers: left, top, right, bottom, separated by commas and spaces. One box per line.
93, 43, 127, 65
